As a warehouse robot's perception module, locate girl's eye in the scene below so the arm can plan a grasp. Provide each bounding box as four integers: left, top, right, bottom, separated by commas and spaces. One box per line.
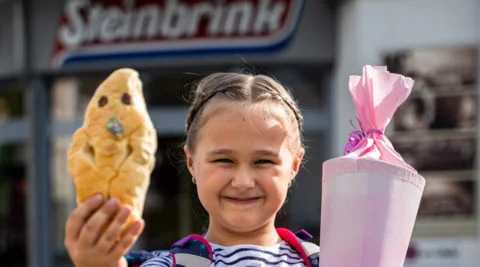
214, 158, 233, 163
256, 159, 274, 164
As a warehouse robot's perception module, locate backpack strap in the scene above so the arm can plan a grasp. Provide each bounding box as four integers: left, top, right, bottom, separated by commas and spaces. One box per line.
124, 234, 213, 267
294, 229, 320, 267
169, 234, 213, 267
126, 229, 319, 267
276, 228, 320, 267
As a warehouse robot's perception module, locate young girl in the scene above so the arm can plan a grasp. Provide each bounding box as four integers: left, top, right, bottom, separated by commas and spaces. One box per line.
64, 72, 319, 267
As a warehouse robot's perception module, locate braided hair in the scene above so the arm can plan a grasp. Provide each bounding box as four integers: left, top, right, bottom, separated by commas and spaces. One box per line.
185, 72, 303, 153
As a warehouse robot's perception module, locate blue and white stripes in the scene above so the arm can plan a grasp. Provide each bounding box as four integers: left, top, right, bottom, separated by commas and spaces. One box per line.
140, 251, 174, 267
140, 241, 306, 267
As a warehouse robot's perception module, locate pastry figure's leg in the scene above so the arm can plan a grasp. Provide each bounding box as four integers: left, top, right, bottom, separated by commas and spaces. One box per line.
109, 128, 157, 223
68, 128, 109, 204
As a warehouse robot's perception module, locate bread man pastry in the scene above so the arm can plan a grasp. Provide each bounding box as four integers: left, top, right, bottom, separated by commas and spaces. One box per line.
68, 68, 157, 224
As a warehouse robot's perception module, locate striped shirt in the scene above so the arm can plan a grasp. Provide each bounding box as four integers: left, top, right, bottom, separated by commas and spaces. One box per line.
140, 241, 307, 266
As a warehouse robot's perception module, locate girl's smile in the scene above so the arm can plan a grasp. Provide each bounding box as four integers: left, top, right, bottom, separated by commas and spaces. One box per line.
222, 195, 264, 205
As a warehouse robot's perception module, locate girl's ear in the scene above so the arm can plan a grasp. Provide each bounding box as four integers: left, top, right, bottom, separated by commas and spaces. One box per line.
184, 144, 195, 176
291, 148, 305, 178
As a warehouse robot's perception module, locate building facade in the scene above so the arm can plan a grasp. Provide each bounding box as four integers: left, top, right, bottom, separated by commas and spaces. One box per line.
1, 0, 479, 266
0, 0, 336, 266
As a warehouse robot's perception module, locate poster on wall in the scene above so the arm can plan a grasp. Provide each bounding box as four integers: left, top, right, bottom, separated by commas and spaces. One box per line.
384, 46, 478, 222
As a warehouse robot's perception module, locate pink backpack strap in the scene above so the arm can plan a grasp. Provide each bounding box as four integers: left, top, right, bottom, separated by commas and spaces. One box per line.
277, 228, 319, 267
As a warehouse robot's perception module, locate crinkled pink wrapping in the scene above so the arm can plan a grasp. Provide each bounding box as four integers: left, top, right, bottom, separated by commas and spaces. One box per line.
346, 65, 416, 173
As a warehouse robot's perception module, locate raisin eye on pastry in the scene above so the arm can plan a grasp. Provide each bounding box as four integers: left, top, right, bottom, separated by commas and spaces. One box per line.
121, 93, 131, 105
98, 96, 108, 107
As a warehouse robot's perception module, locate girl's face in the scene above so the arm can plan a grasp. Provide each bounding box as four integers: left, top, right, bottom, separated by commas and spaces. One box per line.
184, 103, 304, 234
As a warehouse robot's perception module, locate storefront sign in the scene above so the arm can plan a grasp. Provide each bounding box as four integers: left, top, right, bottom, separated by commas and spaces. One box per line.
52, 0, 304, 67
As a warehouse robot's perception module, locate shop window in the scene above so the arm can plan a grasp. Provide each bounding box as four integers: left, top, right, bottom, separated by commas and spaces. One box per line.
0, 86, 25, 121
142, 74, 199, 107
256, 66, 329, 110
51, 72, 200, 118
0, 143, 28, 266
138, 136, 208, 250
52, 65, 329, 116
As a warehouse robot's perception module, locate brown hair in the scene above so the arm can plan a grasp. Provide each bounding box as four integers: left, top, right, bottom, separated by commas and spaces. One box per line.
185, 72, 303, 153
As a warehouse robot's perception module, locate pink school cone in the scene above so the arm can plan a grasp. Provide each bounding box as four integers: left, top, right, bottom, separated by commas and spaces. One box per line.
320, 65, 426, 267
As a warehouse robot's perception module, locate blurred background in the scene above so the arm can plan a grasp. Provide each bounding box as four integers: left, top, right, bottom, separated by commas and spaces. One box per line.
0, 0, 478, 266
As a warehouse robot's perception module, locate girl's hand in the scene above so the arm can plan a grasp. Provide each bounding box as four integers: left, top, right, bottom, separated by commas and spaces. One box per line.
65, 195, 145, 267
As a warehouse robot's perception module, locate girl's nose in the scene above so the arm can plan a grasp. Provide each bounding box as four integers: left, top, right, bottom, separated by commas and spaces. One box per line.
231, 167, 255, 190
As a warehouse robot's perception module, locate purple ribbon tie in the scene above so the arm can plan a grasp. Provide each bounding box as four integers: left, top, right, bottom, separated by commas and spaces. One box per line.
344, 129, 383, 155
